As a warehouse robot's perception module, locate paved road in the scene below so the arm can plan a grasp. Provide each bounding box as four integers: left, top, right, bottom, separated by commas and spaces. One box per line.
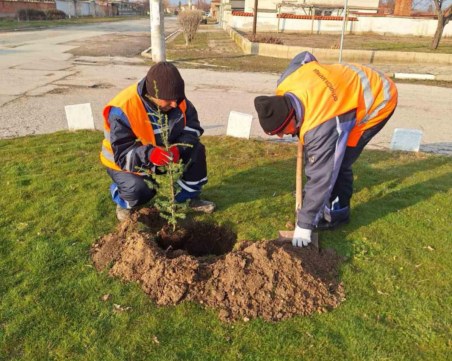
0, 19, 451, 155
0, 18, 177, 105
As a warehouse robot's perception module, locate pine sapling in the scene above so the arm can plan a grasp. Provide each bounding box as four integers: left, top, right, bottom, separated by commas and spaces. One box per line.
142, 82, 192, 232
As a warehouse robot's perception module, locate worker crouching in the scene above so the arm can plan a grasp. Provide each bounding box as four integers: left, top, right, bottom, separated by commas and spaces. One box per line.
100, 62, 215, 221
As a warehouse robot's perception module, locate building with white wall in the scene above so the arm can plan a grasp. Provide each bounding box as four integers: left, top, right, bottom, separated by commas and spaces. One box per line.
218, 0, 452, 37
242, 0, 380, 14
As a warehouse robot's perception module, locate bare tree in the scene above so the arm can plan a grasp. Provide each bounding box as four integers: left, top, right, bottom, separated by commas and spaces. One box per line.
197, 0, 210, 12
430, 0, 452, 49
178, 10, 203, 46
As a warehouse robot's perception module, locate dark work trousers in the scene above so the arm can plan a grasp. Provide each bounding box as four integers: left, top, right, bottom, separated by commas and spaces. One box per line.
107, 142, 208, 209
329, 113, 394, 208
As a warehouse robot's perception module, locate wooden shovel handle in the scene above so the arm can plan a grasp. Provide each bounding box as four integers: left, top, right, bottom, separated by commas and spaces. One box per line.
295, 141, 303, 213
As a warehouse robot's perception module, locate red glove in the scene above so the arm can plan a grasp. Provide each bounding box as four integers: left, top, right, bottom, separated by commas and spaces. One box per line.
169, 145, 180, 163
149, 146, 172, 166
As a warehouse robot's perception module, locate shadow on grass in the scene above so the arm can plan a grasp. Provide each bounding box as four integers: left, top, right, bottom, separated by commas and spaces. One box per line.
209, 149, 450, 257
348, 151, 451, 233
350, 171, 451, 227
210, 157, 297, 211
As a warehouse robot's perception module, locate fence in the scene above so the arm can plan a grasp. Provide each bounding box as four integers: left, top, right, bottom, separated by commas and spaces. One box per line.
55, 0, 110, 18
0, 0, 55, 18
226, 10, 452, 37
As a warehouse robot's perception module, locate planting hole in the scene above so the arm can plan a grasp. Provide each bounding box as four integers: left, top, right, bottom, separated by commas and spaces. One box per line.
135, 208, 236, 257
156, 221, 237, 257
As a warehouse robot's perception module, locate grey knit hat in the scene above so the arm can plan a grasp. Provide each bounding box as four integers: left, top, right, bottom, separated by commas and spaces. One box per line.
145, 62, 185, 100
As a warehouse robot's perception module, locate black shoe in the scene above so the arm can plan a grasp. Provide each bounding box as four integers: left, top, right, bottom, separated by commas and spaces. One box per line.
189, 198, 216, 214
316, 217, 350, 231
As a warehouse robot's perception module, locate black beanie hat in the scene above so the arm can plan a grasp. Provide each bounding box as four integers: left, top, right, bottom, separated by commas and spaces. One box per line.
254, 95, 294, 135
145, 62, 185, 100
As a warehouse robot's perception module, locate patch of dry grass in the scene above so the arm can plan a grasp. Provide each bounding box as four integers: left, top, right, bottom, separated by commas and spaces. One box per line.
240, 31, 452, 54
166, 26, 289, 73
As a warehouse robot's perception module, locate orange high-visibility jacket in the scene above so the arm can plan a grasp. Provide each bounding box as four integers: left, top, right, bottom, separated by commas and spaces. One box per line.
100, 83, 187, 171
276, 61, 398, 147
275, 57, 398, 229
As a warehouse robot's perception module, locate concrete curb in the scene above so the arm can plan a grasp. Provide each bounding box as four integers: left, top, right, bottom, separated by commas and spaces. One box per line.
224, 26, 452, 65
224, 25, 452, 82
141, 29, 181, 59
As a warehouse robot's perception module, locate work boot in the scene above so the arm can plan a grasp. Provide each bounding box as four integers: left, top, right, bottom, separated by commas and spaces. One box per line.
116, 205, 132, 222
189, 197, 216, 214
316, 217, 350, 231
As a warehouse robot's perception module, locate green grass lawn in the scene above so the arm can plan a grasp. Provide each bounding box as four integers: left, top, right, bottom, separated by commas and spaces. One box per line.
1, 131, 451, 360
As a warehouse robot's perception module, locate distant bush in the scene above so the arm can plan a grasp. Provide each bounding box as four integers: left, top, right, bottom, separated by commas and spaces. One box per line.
45, 9, 67, 20
178, 10, 203, 46
249, 35, 284, 45
17, 8, 46, 21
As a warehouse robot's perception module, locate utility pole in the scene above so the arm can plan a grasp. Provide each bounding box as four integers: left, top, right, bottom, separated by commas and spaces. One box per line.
150, 0, 166, 62
252, 0, 258, 35
338, 0, 349, 63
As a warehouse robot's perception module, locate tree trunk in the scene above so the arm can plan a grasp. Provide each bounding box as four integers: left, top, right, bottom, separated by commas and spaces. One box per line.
431, 13, 445, 49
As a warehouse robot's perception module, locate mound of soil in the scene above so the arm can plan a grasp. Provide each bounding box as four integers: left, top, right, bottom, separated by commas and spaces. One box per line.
91, 208, 345, 322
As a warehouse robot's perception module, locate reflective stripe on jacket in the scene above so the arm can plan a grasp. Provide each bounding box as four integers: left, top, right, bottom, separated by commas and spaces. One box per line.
100, 83, 187, 171
276, 61, 398, 147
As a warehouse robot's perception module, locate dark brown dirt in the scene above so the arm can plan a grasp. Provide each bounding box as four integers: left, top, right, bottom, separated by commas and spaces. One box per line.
91, 208, 345, 322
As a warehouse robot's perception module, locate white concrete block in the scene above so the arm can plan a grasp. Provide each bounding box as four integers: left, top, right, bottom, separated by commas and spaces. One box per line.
393, 73, 435, 80
65, 103, 95, 130
226, 111, 253, 139
390, 128, 423, 152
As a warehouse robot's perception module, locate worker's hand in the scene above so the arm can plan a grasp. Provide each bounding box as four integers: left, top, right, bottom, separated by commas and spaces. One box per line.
149, 146, 172, 166
169, 145, 180, 163
292, 226, 312, 247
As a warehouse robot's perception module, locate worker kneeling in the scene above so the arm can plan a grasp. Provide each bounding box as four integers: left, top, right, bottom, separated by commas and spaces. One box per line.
254, 51, 398, 247
100, 62, 215, 221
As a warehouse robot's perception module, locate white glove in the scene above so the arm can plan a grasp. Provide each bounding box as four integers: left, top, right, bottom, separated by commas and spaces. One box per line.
292, 226, 312, 247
